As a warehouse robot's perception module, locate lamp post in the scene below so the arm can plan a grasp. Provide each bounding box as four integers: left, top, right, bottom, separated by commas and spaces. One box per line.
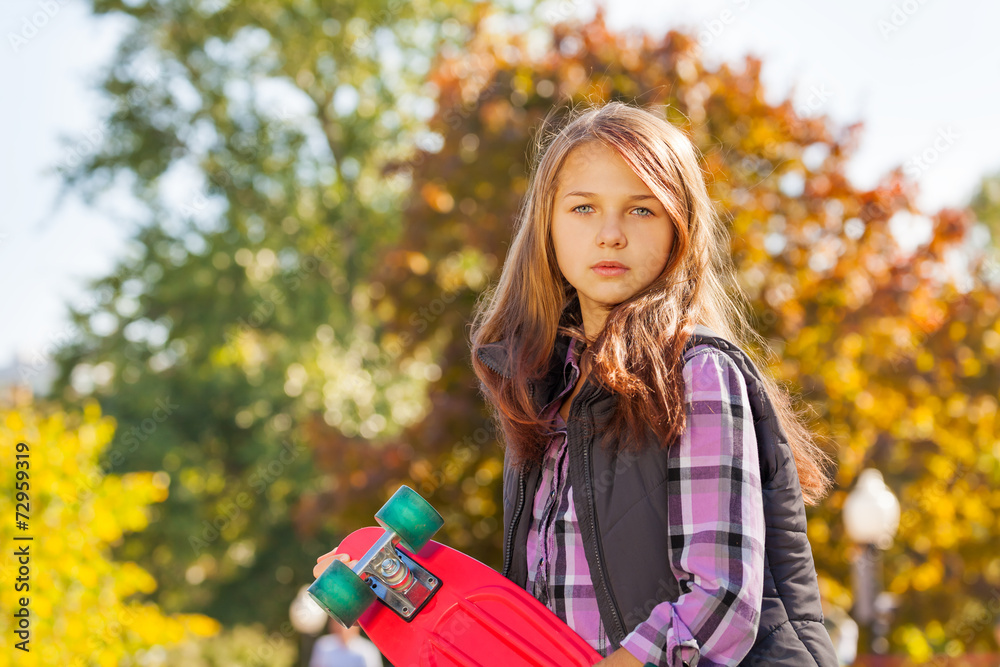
843, 468, 900, 656
290, 584, 330, 667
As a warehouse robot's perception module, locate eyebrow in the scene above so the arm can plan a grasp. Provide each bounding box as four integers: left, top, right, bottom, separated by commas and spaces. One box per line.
562, 191, 658, 201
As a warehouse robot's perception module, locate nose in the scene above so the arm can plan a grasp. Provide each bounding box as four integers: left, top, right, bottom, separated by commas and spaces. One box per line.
596, 214, 627, 248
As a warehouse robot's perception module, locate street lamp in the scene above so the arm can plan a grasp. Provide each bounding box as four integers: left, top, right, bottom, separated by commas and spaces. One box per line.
843, 468, 900, 656
290, 584, 331, 667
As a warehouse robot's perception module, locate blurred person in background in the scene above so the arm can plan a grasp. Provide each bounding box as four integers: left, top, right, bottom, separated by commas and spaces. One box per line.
308, 616, 383, 667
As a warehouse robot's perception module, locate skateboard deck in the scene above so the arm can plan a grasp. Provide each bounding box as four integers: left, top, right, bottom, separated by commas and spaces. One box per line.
308, 487, 601, 667
336, 527, 601, 666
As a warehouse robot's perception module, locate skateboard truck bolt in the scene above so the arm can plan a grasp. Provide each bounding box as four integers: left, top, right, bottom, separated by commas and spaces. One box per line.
351, 531, 441, 622
379, 557, 415, 591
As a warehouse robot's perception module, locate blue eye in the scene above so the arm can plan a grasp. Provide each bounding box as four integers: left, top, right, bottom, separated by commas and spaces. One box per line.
570, 205, 655, 217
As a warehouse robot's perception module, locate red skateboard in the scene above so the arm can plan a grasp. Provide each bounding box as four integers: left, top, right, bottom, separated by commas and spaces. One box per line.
308, 485, 602, 666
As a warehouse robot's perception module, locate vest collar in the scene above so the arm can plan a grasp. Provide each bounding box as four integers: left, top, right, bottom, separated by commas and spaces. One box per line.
476, 333, 575, 409
478, 324, 722, 413
479, 324, 721, 377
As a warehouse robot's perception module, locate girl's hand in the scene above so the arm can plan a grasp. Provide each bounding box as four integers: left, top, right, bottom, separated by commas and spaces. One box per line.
593, 647, 643, 666
313, 548, 359, 579
312, 549, 362, 629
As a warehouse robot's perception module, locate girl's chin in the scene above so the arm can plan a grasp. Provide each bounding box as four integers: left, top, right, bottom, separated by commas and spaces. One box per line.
579, 291, 636, 308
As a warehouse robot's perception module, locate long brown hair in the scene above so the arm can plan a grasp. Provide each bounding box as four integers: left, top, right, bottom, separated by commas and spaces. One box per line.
469, 101, 833, 505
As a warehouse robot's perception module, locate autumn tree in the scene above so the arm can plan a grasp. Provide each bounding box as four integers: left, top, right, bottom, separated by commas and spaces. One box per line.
363, 10, 1000, 658
0, 392, 219, 667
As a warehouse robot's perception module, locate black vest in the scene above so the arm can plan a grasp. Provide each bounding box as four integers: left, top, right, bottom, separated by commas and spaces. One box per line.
478, 325, 838, 666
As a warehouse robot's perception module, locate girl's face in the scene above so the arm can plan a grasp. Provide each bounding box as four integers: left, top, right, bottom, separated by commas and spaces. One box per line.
551, 141, 676, 337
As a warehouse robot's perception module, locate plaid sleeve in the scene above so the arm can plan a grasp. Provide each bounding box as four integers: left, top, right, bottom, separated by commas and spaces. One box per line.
619, 347, 765, 667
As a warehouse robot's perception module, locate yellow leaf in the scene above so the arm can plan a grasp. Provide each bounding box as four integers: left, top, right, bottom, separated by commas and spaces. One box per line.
179, 613, 223, 637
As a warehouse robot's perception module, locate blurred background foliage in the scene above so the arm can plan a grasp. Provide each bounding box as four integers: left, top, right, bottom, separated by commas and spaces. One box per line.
0, 392, 220, 666
18, 0, 997, 661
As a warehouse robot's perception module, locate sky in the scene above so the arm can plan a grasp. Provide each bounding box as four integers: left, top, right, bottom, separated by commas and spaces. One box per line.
2, 0, 999, 382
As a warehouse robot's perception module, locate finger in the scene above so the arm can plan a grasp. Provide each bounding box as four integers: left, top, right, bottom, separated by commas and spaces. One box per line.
316, 553, 349, 569
313, 554, 352, 578
315, 552, 340, 565
316, 547, 341, 563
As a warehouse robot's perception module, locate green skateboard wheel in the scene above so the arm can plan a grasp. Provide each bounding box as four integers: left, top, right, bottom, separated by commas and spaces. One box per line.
307, 558, 376, 628
375, 485, 444, 553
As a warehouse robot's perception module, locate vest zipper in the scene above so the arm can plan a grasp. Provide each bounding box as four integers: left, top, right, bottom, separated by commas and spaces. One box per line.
503, 356, 574, 579
501, 376, 533, 579
501, 468, 525, 578
579, 391, 628, 643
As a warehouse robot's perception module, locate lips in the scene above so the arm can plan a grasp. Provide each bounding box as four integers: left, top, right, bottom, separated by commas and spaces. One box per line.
592, 261, 627, 269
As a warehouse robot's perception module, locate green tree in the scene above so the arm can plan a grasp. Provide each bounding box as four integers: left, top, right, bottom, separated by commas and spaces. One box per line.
50, 0, 527, 629
969, 171, 1000, 290
970, 171, 1000, 241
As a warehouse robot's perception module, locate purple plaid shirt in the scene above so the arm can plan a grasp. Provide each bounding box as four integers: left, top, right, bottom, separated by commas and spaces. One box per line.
524, 338, 765, 666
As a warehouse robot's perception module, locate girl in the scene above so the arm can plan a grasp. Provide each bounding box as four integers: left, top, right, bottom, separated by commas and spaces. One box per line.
467, 101, 838, 667
317, 101, 838, 666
